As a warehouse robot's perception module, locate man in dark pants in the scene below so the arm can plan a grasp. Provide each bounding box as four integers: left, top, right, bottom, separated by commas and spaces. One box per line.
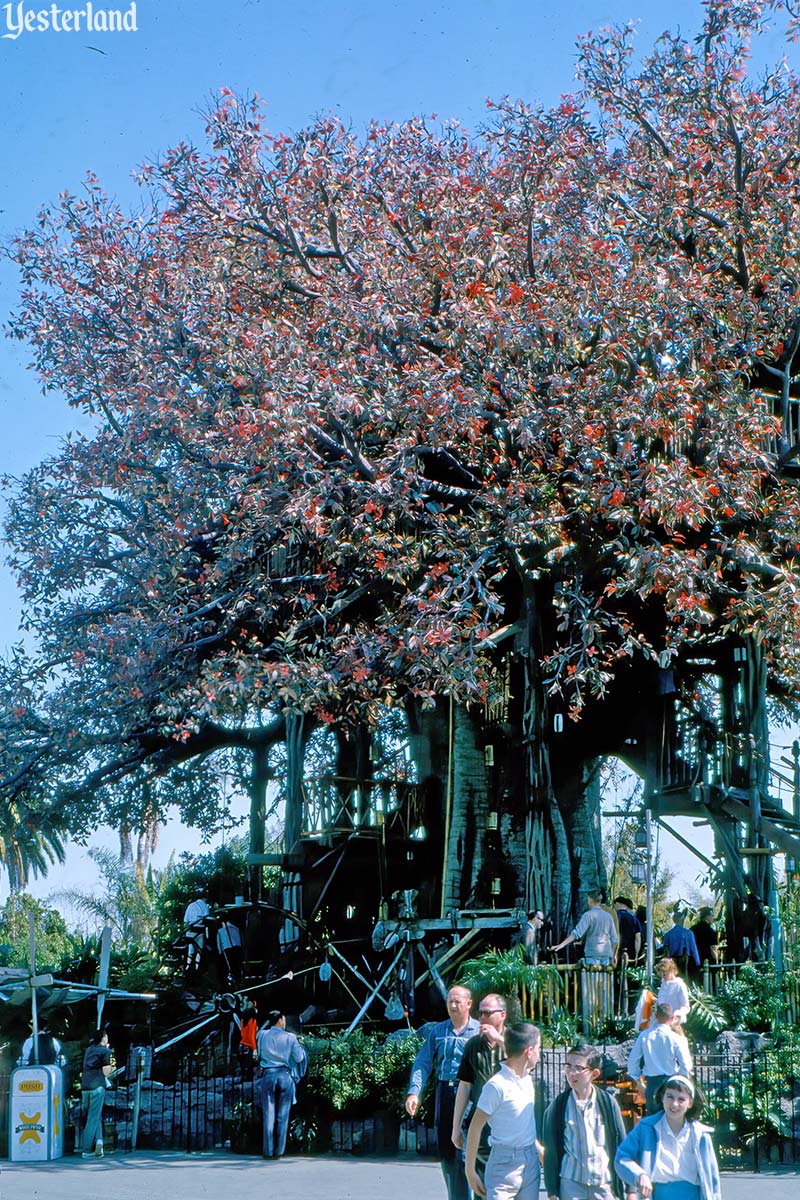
451, 992, 507, 1188
613, 897, 642, 964
406, 985, 479, 1200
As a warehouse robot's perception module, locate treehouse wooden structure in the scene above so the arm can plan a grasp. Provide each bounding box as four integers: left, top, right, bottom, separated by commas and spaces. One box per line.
239, 627, 800, 1011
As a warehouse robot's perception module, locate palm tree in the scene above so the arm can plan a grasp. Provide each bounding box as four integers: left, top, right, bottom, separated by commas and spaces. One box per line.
0, 801, 65, 894
52, 846, 167, 950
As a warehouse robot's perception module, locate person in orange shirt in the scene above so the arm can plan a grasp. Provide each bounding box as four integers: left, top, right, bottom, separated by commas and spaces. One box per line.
238, 1003, 258, 1079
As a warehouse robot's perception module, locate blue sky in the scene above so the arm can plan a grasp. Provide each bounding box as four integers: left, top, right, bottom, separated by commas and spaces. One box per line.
1, 1, 795, 908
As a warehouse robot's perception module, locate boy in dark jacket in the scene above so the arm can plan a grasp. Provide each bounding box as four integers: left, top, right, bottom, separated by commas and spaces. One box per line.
543, 1042, 633, 1200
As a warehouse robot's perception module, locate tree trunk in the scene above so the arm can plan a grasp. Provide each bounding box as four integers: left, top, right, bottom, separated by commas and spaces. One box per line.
335, 723, 372, 826
550, 758, 608, 921
249, 742, 269, 901
284, 711, 306, 853
514, 584, 572, 936
442, 702, 488, 912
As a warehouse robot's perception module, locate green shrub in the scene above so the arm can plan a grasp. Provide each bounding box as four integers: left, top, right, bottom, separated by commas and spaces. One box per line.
715, 963, 783, 1032
301, 1029, 421, 1118
542, 1007, 580, 1048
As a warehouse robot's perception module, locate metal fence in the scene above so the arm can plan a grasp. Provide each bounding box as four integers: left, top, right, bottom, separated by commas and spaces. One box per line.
2, 1033, 798, 1169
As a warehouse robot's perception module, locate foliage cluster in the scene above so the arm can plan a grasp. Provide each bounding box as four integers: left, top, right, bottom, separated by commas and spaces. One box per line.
3, 3, 800, 862
300, 1029, 422, 1119
704, 1036, 800, 1150
456, 946, 563, 1021
0, 891, 76, 971
686, 962, 800, 1040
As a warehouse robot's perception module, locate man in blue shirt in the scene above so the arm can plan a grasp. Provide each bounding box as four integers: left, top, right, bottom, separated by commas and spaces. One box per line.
406, 985, 479, 1200
659, 909, 701, 970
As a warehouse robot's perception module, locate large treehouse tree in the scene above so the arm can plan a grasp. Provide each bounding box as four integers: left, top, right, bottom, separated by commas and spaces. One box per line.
4, 2, 800, 942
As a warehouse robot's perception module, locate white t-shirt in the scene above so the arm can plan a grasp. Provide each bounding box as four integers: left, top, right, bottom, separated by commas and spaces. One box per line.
476, 1063, 537, 1147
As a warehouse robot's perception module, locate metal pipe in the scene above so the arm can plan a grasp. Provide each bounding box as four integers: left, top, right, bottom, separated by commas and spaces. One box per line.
645, 807, 654, 979
131, 1047, 145, 1150
342, 943, 406, 1037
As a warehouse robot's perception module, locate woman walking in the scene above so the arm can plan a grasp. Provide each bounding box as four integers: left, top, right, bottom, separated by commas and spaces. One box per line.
614, 1074, 721, 1200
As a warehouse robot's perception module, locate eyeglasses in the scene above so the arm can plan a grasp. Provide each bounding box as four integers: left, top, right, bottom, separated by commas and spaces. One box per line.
565, 1064, 591, 1074
478, 1008, 505, 1016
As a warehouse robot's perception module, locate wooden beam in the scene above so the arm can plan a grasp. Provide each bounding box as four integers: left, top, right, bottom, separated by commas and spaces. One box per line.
723, 795, 800, 861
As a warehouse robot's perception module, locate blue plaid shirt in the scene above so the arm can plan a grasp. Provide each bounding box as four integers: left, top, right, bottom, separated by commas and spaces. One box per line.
407, 1017, 480, 1094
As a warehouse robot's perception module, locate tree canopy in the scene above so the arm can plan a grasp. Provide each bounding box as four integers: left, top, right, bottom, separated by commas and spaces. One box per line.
3, 0, 800, 843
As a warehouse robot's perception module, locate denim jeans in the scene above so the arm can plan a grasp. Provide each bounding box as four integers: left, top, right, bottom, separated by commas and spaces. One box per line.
81, 1085, 106, 1152
260, 1066, 293, 1157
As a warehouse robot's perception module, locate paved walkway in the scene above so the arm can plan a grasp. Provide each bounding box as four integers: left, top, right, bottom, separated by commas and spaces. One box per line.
1, 1152, 798, 1200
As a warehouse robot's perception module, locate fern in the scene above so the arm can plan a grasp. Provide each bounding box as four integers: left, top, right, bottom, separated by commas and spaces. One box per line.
455, 946, 562, 1018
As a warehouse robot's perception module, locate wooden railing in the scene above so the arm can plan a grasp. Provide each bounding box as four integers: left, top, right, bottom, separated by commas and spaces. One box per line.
522, 957, 798, 1032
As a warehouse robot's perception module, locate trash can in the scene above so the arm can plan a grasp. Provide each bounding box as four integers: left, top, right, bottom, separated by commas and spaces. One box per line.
9, 1065, 64, 1161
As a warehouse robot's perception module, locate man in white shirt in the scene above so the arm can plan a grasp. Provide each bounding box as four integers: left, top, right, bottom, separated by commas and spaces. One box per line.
627, 1003, 693, 1114
465, 1022, 541, 1200
216, 918, 243, 983
19, 1023, 65, 1067
183, 893, 211, 972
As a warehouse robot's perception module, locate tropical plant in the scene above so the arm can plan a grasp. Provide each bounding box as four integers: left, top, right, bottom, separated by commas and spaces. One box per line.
456, 946, 562, 1020
685, 985, 727, 1041
703, 1038, 800, 1151
591, 1013, 635, 1042
51, 846, 166, 950
714, 963, 785, 1032
56, 932, 160, 995
0, 784, 65, 895
542, 1007, 580, 1048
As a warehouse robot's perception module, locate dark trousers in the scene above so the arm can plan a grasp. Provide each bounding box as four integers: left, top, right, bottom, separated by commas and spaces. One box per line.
260, 1066, 293, 1157
645, 1074, 669, 1114
435, 1081, 470, 1200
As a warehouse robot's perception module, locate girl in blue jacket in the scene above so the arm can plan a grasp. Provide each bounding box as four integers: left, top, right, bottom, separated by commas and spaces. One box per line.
614, 1074, 721, 1200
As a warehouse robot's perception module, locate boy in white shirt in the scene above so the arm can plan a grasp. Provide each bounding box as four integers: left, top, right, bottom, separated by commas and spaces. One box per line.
465, 1022, 541, 1200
